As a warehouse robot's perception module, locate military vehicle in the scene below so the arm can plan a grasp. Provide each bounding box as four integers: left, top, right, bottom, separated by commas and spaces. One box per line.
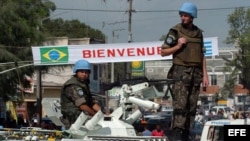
41, 81, 170, 141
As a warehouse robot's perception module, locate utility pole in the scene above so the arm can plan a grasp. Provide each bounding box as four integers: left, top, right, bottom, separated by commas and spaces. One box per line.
102, 21, 126, 82
111, 29, 125, 83
36, 16, 49, 127
126, 0, 135, 79
36, 68, 42, 127
36, 19, 43, 127
35, 12, 69, 126
102, 22, 126, 114
112, 28, 125, 43
128, 0, 133, 43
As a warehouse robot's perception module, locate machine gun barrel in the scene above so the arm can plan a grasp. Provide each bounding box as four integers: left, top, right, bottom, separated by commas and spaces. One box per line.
102, 78, 179, 91
128, 97, 160, 110
146, 79, 177, 85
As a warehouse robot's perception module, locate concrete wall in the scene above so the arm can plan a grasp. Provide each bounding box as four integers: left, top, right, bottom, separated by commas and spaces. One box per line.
42, 37, 68, 46
68, 38, 90, 45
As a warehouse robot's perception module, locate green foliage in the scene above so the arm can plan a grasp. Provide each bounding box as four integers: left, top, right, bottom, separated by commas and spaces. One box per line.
42, 18, 106, 40
226, 8, 250, 44
219, 66, 238, 99
0, 0, 56, 46
159, 34, 166, 41
0, 0, 56, 100
0, 0, 106, 101
225, 7, 250, 92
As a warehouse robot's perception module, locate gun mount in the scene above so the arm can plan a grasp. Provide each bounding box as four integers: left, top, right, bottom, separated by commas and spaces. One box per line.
42, 81, 171, 141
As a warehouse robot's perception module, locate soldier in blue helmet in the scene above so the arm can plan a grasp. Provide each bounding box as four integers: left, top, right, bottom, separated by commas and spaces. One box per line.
161, 2, 209, 141
60, 59, 101, 129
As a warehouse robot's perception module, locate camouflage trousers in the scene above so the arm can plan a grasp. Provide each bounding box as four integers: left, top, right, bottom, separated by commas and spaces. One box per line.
167, 64, 203, 130
61, 110, 81, 130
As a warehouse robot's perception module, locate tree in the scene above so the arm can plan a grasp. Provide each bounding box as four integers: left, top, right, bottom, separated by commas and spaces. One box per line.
0, 0, 106, 100
42, 18, 106, 40
219, 67, 238, 99
159, 35, 167, 41
0, 0, 56, 46
224, 7, 250, 92
0, 0, 56, 100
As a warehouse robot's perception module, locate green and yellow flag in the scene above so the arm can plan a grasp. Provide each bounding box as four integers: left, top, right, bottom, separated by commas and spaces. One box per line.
40, 46, 69, 64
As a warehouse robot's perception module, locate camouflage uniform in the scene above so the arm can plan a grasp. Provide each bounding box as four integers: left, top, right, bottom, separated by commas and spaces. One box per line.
60, 76, 97, 129
162, 23, 205, 131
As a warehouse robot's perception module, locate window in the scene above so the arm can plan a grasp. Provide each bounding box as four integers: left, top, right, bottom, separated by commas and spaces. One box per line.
207, 126, 214, 140
93, 65, 98, 80
207, 126, 224, 141
224, 74, 231, 82
211, 75, 217, 85
205, 56, 212, 59
214, 126, 224, 141
215, 52, 233, 60
238, 96, 245, 103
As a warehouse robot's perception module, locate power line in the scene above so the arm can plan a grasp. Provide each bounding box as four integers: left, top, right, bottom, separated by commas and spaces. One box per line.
55, 6, 250, 13
0, 61, 34, 67
57, 8, 125, 12
0, 64, 33, 74
0, 45, 31, 48
102, 21, 127, 28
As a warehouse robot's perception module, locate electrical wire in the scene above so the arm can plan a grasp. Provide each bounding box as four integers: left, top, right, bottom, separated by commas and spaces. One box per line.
0, 44, 31, 48
55, 6, 250, 13
0, 61, 34, 67
0, 64, 33, 74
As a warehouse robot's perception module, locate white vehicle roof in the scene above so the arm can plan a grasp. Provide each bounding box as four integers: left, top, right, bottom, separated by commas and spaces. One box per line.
161, 106, 173, 111
205, 118, 250, 126
144, 114, 161, 119
211, 106, 224, 108
211, 105, 231, 109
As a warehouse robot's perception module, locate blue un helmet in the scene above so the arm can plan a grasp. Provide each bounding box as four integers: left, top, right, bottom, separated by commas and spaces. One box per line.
179, 2, 197, 18
73, 60, 91, 73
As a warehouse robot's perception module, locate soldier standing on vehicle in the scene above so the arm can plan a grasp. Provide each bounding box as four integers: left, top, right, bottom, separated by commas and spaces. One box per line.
161, 2, 209, 141
60, 59, 102, 129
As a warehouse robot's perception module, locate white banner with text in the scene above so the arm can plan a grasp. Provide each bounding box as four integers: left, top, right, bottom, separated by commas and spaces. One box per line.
32, 37, 218, 66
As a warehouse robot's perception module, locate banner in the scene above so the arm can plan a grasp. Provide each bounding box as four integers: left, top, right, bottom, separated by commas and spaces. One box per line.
31, 37, 218, 66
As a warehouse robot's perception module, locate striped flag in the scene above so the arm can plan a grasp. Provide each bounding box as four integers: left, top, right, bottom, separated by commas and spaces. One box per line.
204, 41, 212, 56
204, 37, 218, 56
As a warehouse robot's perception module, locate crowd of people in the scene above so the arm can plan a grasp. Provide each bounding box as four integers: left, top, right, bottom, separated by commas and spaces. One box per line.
137, 124, 165, 137
195, 105, 250, 125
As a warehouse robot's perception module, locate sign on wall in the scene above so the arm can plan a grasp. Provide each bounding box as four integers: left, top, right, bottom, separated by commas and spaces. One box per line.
131, 61, 145, 77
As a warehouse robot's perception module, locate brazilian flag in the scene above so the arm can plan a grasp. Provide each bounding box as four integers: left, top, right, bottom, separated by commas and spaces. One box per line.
40, 46, 69, 64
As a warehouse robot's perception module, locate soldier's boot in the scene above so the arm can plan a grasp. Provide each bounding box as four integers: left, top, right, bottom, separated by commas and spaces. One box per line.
173, 128, 190, 141
181, 129, 190, 141
172, 128, 183, 141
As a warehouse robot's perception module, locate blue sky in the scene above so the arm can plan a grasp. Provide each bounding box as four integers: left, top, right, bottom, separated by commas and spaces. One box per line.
50, 0, 250, 47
